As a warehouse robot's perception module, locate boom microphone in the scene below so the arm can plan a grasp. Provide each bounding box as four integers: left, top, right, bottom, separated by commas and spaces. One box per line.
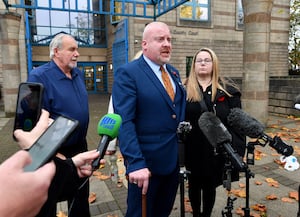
227, 108, 293, 156
198, 112, 246, 170
92, 113, 122, 170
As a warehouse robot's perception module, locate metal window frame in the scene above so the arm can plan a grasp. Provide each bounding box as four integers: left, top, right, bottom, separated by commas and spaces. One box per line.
3, 0, 189, 19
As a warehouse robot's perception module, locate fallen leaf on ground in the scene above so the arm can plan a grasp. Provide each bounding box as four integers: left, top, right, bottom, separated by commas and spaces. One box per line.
294, 146, 300, 155
268, 124, 280, 129
88, 192, 97, 203
255, 180, 263, 185
231, 189, 246, 198
235, 207, 244, 216
265, 178, 279, 187
255, 149, 266, 160
56, 211, 67, 217
118, 169, 125, 175
251, 212, 261, 217
251, 203, 267, 212
266, 194, 277, 200
99, 174, 111, 180
289, 191, 299, 201
281, 127, 290, 131
117, 153, 123, 159
235, 207, 261, 217
281, 197, 296, 203
93, 171, 102, 176
274, 158, 285, 166
239, 183, 246, 188
184, 197, 193, 213
93, 171, 111, 180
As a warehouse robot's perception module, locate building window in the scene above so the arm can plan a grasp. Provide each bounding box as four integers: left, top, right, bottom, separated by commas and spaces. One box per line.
180, 0, 209, 21
28, 0, 106, 47
186, 56, 193, 78
236, 0, 244, 30
33, 62, 107, 93
178, 0, 211, 27
111, 1, 122, 24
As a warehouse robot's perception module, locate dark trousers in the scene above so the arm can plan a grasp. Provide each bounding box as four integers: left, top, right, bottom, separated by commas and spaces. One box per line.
188, 174, 216, 217
125, 167, 179, 217
67, 179, 90, 217
36, 158, 90, 217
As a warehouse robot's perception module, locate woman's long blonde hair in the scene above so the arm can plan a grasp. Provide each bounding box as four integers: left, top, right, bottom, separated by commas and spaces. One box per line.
132, 50, 143, 60
186, 47, 238, 102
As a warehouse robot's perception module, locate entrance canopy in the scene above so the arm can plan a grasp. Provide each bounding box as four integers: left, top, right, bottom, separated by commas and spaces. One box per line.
2, 0, 188, 19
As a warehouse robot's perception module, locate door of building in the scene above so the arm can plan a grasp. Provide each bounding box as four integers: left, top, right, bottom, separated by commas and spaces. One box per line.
79, 63, 107, 93
32, 62, 107, 93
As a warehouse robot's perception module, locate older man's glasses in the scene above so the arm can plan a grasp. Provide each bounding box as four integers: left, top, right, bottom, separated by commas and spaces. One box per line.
195, 59, 212, 64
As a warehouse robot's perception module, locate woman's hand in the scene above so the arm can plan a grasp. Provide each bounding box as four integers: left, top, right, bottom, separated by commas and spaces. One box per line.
14, 109, 53, 149
71, 150, 101, 177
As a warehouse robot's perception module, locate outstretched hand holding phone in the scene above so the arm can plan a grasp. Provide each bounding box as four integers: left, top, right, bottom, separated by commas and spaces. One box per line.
13, 82, 44, 141
0, 150, 55, 217
14, 109, 102, 175
10, 107, 101, 216
14, 109, 52, 149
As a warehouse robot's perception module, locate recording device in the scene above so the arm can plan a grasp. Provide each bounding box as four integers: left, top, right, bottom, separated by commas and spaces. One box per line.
177, 121, 192, 134
24, 116, 79, 172
227, 108, 293, 156
177, 121, 192, 141
177, 121, 192, 167
198, 112, 246, 170
92, 113, 122, 170
13, 82, 44, 140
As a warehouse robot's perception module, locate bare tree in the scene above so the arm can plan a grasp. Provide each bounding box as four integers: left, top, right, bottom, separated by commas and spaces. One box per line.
289, 0, 300, 73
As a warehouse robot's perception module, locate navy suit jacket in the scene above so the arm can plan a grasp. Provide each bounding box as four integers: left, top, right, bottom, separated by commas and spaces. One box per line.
112, 56, 186, 175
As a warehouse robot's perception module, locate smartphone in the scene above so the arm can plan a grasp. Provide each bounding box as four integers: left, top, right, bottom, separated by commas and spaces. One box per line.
13, 82, 44, 139
24, 115, 79, 172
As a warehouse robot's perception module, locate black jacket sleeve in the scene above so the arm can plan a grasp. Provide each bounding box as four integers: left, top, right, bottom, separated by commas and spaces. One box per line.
36, 157, 81, 217
53, 157, 81, 201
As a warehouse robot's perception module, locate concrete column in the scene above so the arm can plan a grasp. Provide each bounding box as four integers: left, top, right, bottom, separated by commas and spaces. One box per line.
242, 0, 273, 124
0, 12, 22, 116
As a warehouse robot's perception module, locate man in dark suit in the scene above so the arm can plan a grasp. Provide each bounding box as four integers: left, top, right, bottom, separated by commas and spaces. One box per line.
112, 21, 186, 217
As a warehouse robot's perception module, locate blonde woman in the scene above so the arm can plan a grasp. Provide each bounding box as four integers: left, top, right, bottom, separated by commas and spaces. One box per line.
184, 48, 246, 217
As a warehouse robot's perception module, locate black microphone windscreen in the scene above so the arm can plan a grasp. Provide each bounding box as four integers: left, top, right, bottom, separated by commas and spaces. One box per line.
227, 108, 265, 138
198, 112, 232, 148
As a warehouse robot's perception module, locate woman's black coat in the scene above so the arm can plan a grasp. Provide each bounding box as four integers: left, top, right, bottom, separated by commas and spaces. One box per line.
184, 84, 246, 187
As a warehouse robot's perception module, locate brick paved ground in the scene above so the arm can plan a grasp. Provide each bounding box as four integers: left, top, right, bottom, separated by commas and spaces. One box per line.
1, 94, 300, 217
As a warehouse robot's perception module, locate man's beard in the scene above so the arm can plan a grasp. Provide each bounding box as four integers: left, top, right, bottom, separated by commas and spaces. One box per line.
68, 62, 77, 69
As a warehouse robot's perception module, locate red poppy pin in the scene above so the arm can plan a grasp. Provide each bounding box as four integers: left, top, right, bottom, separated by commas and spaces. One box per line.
172, 71, 178, 77
218, 96, 225, 102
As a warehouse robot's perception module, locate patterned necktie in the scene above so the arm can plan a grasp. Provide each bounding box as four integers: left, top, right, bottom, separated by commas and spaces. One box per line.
160, 66, 175, 101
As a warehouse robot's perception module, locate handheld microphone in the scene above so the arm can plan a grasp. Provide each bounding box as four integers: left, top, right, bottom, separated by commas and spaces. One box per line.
227, 108, 293, 156
92, 113, 122, 170
198, 112, 246, 170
